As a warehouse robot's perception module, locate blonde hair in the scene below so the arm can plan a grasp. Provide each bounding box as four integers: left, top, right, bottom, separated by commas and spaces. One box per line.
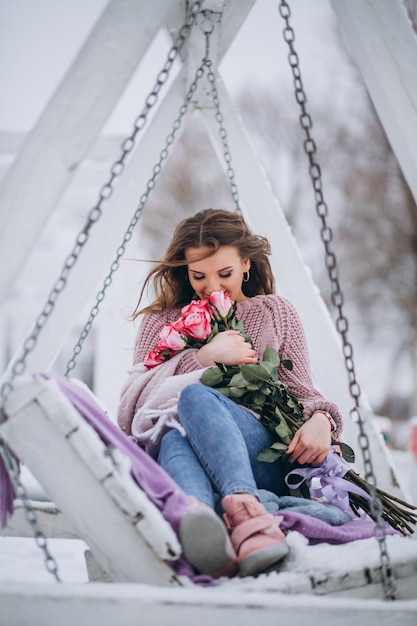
134, 208, 275, 316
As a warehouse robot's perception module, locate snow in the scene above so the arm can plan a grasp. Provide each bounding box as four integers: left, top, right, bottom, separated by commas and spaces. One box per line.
0, 526, 416, 592
0, 537, 88, 585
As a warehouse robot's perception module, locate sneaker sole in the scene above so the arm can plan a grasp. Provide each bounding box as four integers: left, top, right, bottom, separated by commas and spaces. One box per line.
179, 508, 237, 578
238, 541, 289, 577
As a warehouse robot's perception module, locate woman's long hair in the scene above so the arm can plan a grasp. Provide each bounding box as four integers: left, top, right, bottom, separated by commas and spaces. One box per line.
134, 208, 275, 316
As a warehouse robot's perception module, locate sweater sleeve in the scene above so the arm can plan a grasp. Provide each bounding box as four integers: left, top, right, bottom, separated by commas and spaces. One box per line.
270, 297, 343, 438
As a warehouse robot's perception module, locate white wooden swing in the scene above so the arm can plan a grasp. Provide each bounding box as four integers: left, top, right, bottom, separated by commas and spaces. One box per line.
1, 0, 417, 622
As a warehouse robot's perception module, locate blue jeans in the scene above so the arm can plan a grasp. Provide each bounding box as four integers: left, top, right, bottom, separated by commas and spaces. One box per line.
157, 384, 287, 508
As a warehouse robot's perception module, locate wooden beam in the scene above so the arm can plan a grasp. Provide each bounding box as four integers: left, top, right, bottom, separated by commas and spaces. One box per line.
165, 0, 256, 64
1, 375, 182, 586
0, 69, 194, 382
0, 583, 416, 626
0, 0, 184, 304
330, 0, 417, 205
0, 501, 79, 540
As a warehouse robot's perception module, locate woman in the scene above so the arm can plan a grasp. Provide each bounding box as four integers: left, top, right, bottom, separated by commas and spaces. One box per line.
118, 208, 342, 579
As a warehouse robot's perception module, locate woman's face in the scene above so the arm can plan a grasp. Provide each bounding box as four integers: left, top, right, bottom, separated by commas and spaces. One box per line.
185, 246, 250, 303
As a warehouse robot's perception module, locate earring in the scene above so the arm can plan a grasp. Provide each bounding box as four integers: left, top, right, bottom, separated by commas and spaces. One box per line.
243, 270, 250, 283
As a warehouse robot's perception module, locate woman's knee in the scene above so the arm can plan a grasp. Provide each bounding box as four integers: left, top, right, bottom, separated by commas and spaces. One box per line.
178, 384, 223, 430
178, 383, 213, 412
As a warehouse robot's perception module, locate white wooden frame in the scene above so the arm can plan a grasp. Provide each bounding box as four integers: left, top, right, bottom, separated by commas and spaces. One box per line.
0, 375, 182, 586
1, 1, 417, 615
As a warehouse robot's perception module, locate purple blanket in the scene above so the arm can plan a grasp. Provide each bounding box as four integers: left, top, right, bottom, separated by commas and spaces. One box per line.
0, 373, 397, 582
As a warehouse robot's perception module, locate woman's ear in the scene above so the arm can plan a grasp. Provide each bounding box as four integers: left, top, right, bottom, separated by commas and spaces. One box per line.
243, 257, 251, 272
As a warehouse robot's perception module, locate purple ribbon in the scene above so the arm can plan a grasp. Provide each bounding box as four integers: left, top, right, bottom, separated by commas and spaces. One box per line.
285, 449, 370, 516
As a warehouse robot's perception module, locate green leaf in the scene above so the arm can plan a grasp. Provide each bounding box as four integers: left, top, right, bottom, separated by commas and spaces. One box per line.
274, 407, 283, 419
229, 372, 250, 388
200, 367, 223, 387
214, 387, 232, 397
229, 387, 245, 398
274, 423, 292, 439
262, 346, 281, 367
252, 391, 266, 406
281, 359, 293, 371
257, 448, 281, 463
270, 441, 288, 452
240, 364, 271, 383
337, 442, 355, 463
259, 360, 276, 377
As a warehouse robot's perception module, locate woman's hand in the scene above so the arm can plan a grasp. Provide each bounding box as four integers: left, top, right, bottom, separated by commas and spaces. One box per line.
196, 330, 257, 367
286, 412, 332, 465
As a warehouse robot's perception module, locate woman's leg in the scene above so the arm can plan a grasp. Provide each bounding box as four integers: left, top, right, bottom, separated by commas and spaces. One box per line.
178, 384, 289, 577
158, 428, 216, 508
157, 428, 237, 578
177, 384, 287, 497
160, 384, 289, 577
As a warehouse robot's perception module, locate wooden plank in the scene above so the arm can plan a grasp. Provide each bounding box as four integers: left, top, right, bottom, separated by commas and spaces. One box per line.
0, 376, 182, 586
0, 70, 193, 384
198, 79, 406, 497
0, 501, 78, 540
330, 0, 417, 206
0, 0, 183, 303
0, 583, 416, 626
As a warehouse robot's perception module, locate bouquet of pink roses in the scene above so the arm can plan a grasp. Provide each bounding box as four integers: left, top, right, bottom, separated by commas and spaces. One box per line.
144, 291, 249, 369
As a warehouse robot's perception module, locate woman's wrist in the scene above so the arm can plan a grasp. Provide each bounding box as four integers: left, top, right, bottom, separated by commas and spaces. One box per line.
196, 344, 214, 367
312, 410, 336, 432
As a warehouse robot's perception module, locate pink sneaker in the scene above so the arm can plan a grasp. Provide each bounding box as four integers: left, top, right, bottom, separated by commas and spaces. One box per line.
222, 494, 289, 577
179, 498, 238, 578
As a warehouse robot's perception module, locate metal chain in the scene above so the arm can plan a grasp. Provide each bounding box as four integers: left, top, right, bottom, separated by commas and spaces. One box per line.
66, 16, 241, 372
0, 0, 204, 583
202, 22, 241, 213
0, 438, 61, 582
66, 58, 210, 373
278, 0, 396, 601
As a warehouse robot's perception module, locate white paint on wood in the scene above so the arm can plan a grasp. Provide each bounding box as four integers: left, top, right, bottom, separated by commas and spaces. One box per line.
0, 376, 182, 586
0, 582, 416, 626
330, 0, 417, 206
0, 73, 193, 384
0, 501, 78, 540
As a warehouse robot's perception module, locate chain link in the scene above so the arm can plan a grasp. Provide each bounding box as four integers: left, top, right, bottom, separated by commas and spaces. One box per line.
66, 17, 241, 372
0, 0, 204, 583
202, 20, 241, 214
278, 0, 396, 601
66, 58, 210, 373
0, 438, 61, 581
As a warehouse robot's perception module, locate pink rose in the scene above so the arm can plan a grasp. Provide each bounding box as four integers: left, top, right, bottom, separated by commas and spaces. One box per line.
144, 349, 165, 369
207, 290, 234, 319
180, 300, 212, 341
157, 324, 186, 352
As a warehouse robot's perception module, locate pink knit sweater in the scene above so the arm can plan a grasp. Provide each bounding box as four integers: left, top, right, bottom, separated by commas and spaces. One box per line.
127, 294, 342, 438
